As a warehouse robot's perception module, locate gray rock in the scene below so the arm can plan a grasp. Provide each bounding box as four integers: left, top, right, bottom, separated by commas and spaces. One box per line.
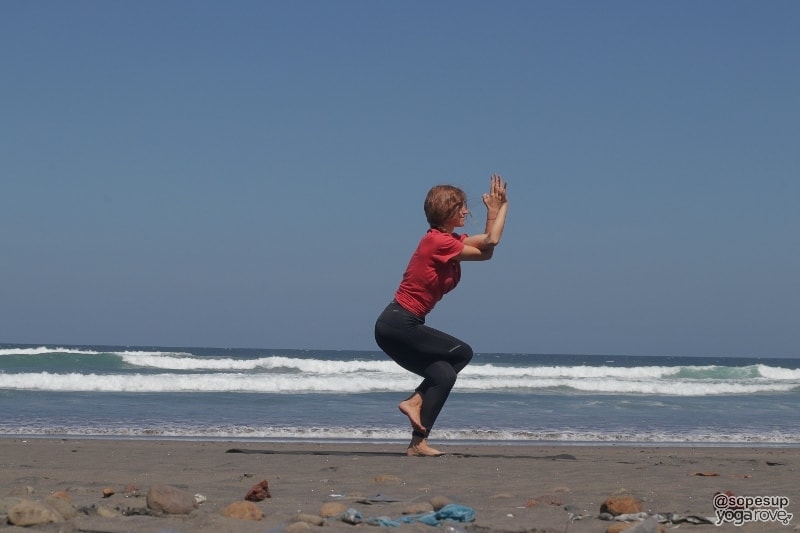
7, 499, 65, 526
340, 507, 362, 524
145, 484, 198, 515
623, 516, 664, 533
403, 502, 434, 515
430, 495, 453, 511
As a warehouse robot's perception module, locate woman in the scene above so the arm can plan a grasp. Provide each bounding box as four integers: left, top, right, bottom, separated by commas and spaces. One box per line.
374, 174, 509, 456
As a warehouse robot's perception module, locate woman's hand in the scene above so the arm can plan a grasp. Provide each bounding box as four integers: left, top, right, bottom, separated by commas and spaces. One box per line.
482, 174, 508, 213
461, 174, 509, 258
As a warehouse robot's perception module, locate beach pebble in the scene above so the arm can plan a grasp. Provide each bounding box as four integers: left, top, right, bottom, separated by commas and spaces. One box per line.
146, 484, 198, 515
222, 500, 263, 521
319, 501, 347, 517
606, 516, 665, 533
613, 512, 650, 521
430, 495, 452, 510
245, 479, 271, 501
50, 490, 72, 502
340, 507, 362, 524
286, 521, 312, 532
293, 512, 325, 526
102, 487, 116, 498
403, 502, 434, 514
601, 494, 643, 515
7, 499, 65, 526
95, 503, 122, 518
45, 493, 77, 519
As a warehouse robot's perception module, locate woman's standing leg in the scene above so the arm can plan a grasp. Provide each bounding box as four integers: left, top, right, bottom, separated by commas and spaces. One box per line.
375, 303, 473, 455
413, 339, 473, 436
405, 341, 472, 456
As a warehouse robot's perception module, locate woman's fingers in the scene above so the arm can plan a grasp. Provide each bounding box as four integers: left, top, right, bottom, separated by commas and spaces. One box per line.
488, 174, 507, 201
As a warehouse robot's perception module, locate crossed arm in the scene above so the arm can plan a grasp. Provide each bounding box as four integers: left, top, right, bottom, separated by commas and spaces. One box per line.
459, 174, 509, 262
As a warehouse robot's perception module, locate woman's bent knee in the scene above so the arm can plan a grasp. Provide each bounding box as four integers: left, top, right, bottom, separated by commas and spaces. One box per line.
452, 343, 473, 369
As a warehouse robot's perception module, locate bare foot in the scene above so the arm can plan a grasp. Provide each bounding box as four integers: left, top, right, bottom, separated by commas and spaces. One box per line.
398, 394, 426, 434
406, 438, 444, 457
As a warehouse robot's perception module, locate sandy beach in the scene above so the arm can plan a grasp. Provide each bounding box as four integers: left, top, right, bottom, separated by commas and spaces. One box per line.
1, 438, 797, 532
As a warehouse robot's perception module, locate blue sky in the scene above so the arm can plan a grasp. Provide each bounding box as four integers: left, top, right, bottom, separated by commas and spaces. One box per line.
2, 1, 798, 357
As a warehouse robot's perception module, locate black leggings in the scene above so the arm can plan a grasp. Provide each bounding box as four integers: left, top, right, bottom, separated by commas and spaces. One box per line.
374, 301, 473, 437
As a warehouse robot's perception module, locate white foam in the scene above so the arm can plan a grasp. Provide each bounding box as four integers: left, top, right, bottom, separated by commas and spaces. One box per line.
0, 346, 100, 356
462, 364, 681, 379
2, 349, 798, 396
118, 353, 394, 372
756, 364, 800, 380
1, 369, 797, 395
0, 372, 422, 393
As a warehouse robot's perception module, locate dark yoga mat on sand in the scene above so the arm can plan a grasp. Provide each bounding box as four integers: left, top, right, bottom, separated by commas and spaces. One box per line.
225, 448, 577, 460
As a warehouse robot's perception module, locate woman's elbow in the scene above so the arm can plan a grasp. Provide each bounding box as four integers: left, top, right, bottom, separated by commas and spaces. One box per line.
482, 234, 498, 246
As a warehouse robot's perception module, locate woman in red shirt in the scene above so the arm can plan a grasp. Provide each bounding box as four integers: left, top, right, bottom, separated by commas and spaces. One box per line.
374, 174, 509, 456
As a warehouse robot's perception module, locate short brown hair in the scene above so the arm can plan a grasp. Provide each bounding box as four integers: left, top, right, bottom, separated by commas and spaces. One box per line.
424, 185, 467, 229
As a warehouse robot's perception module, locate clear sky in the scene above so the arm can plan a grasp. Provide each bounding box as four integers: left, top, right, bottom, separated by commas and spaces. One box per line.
2, 1, 798, 357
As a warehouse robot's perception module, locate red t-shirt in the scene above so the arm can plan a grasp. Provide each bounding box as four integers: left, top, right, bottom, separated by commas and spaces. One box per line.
394, 229, 467, 317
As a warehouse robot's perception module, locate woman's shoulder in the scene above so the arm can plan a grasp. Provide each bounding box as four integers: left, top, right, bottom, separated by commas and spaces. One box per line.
419, 229, 465, 255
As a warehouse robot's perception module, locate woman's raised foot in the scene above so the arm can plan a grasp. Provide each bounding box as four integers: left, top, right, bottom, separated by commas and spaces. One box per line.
398, 395, 426, 434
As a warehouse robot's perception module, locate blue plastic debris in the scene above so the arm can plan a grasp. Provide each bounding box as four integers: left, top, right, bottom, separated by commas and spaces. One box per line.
366, 503, 476, 527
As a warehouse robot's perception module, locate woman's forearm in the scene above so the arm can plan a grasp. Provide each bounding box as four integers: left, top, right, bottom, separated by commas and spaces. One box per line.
483, 208, 499, 234
463, 203, 508, 251
483, 203, 508, 247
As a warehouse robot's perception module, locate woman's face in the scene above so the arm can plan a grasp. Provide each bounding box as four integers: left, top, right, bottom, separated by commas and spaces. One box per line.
447, 202, 469, 228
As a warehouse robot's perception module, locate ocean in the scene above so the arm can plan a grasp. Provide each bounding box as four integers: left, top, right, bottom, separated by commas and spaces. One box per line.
1, 344, 798, 446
